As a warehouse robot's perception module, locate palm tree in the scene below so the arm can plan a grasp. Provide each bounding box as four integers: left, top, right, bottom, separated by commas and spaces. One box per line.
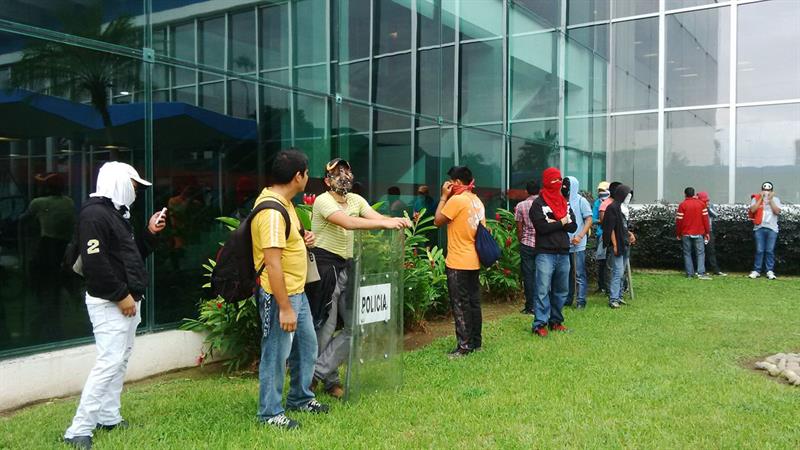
9, 1, 140, 159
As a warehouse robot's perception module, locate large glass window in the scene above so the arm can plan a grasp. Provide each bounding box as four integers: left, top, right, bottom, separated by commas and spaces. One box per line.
664, 108, 729, 203
459, 0, 503, 41
666, 0, 718, 10
511, 120, 560, 193
612, 18, 659, 112
260, 3, 289, 70
736, 104, 800, 204
566, 25, 609, 116
374, 130, 413, 217
0, 31, 145, 353
294, 0, 327, 65
613, 0, 659, 19
511, 0, 560, 33
665, 7, 730, 108
375, 0, 412, 54
610, 113, 658, 202
737, 0, 800, 103
568, 0, 610, 26
460, 40, 503, 124
172, 23, 196, 87
565, 117, 607, 191
461, 126, 505, 214
230, 10, 256, 75
338, 0, 372, 61
374, 54, 412, 130
199, 17, 225, 81
510, 31, 560, 120
418, 0, 457, 47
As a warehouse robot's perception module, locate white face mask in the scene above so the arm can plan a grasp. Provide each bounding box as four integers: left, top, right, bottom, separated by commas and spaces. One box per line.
90, 162, 137, 213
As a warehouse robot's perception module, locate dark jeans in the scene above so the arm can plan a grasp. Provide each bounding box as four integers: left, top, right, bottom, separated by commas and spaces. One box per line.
681, 235, 706, 276
753, 227, 778, 272
446, 268, 481, 352
532, 253, 570, 329
705, 231, 721, 273
519, 244, 537, 312
596, 237, 607, 291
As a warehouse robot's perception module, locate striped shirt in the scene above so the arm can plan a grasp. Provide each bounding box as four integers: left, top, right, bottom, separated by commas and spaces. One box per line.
312, 192, 372, 259
514, 195, 537, 248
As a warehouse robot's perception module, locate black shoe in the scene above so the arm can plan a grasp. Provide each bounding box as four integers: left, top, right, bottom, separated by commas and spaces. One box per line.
575, 304, 586, 310
447, 348, 471, 360
263, 413, 300, 429
96, 420, 129, 431
64, 436, 92, 449
520, 308, 534, 315
287, 399, 329, 414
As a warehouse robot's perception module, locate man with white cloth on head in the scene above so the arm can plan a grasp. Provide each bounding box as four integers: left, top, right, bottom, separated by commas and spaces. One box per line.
63, 162, 166, 450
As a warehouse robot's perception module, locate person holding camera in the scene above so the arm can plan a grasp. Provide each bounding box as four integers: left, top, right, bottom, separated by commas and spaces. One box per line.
748, 181, 782, 280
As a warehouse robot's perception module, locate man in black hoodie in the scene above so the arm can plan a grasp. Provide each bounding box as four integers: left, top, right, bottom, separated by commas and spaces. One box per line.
529, 168, 577, 337
64, 162, 166, 450
601, 185, 635, 309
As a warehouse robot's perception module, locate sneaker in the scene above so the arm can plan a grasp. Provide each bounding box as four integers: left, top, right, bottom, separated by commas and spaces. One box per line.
575, 304, 586, 310
96, 420, 129, 431
325, 383, 344, 399
447, 348, 471, 359
609, 301, 620, 309
63, 436, 92, 449
697, 274, 712, 280
715, 272, 728, 277
264, 414, 299, 429
288, 399, 329, 414
532, 327, 548, 338
520, 308, 534, 315
748, 271, 760, 279
618, 299, 628, 306
549, 323, 569, 332
766, 271, 777, 280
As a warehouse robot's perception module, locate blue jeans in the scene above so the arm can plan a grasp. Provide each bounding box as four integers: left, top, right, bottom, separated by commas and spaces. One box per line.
532, 253, 570, 329
519, 244, 537, 312
681, 235, 705, 276
753, 227, 778, 272
567, 251, 587, 307
608, 252, 626, 303
257, 289, 317, 420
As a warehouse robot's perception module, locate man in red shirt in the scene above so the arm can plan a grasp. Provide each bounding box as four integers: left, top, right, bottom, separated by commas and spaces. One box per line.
676, 187, 711, 280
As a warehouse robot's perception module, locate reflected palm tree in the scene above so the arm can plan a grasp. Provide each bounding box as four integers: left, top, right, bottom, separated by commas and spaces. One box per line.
9, 1, 140, 159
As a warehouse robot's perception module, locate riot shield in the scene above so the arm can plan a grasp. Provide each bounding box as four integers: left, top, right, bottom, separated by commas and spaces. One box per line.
344, 229, 404, 402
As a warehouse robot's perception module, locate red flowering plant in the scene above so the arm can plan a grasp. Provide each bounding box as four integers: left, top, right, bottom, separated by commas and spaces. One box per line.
479, 208, 522, 302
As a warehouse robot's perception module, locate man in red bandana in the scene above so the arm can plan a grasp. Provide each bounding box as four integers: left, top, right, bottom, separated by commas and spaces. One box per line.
434, 166, 486, 358
529, 167, 577, 337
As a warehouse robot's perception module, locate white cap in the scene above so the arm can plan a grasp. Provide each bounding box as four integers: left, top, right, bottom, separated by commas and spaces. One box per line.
123, 163, 151, 186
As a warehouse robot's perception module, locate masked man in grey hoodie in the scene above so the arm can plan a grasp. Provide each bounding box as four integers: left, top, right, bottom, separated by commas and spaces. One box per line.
564, 176, 593, 309
64, 162, 166, 450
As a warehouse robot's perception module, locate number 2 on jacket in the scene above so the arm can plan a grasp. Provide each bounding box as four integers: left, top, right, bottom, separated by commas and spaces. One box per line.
87, 239, 100, 254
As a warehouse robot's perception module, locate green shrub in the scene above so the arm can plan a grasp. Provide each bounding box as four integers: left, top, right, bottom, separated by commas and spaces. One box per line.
480, 208, 521, 301
402, 209, 449, 326
629, 204, 800, 274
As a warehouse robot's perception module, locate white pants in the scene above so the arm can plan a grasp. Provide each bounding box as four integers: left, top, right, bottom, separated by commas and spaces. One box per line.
64, 298, 140, 438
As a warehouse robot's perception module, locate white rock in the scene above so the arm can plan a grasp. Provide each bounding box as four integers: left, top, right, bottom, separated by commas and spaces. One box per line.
755, 361, 776, 371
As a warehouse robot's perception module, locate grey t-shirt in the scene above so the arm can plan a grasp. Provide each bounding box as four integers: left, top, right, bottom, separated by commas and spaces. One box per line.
751, 196, 782, 232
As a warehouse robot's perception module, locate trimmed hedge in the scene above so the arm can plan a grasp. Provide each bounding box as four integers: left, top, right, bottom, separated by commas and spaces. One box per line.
628, 204, 800, 275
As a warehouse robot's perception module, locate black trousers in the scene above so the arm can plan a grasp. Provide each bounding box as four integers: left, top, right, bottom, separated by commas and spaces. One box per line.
705, 231, 721, 273
446, 268, 481, 352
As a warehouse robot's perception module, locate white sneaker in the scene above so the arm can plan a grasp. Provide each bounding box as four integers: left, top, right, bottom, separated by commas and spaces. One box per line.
748, 271, 760, 279
766, 271, 777, 280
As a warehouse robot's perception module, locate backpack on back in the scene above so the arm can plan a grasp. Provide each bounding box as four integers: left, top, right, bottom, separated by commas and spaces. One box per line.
475, 222, 501, 267
211, 200, 291, 302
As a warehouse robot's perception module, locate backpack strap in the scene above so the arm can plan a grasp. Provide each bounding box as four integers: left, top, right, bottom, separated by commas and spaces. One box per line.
247, 199, 293, 277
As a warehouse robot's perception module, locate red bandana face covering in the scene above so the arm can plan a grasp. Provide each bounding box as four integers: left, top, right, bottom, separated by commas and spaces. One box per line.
451, 179, 475, 196
540, 167, 568, 220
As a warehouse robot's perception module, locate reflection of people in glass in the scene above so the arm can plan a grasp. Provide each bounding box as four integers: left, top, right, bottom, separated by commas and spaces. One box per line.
21, 173, 74, 340
386, 186, 408, 218
307, 158, 410, 399
412, 185, 435, 217
167, 183, 204, 269
233, 175, 257, 221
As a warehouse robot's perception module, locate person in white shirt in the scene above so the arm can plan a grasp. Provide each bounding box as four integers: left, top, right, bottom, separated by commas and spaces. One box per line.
748, 181, 782, 280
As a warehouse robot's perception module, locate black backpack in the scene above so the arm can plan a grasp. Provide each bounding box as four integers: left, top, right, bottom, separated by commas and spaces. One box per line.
211, 200, 291, 302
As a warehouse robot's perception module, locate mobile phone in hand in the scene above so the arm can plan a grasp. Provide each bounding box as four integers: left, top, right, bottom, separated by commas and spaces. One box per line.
157, 207, 167, 223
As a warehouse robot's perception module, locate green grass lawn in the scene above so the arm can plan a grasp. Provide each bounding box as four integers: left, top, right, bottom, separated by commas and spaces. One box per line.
3, 273, 800, 449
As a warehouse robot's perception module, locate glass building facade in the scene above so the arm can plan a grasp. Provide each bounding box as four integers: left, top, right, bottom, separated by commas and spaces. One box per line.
0, 0, 798, 357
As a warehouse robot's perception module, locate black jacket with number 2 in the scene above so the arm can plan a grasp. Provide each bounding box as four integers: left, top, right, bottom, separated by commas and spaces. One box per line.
78, 197, 156, 302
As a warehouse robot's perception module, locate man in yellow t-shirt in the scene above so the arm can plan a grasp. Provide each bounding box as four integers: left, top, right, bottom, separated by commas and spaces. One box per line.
308, 158, 410, 398
251, 149, 328, 429
434, 166, 486, 359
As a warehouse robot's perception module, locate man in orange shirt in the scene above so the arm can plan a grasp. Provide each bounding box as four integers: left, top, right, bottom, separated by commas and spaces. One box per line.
434, 166, 486, 359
